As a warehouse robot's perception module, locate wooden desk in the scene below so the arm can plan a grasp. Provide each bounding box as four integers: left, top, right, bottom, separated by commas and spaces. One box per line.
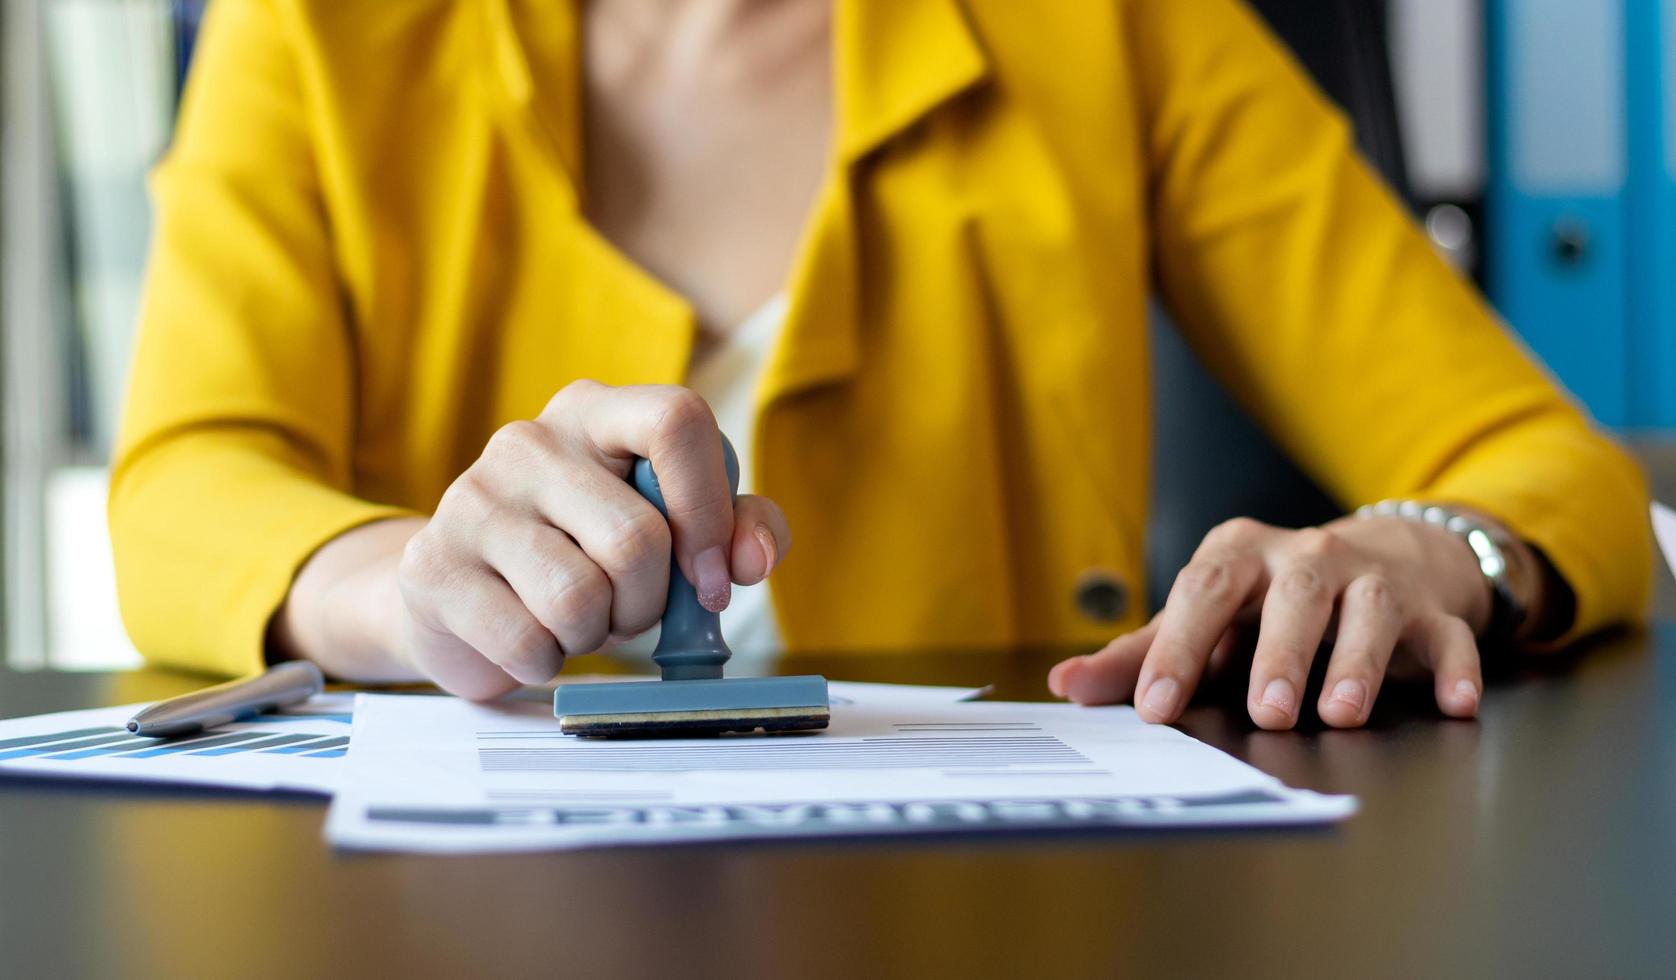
3, 632, 1674, 978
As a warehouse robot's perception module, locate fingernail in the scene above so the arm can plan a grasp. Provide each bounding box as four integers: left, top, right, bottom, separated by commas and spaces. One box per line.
1453, 679, 1480, 708
694, 546, 731, 612
1141, 676, 1180, 719
1260, 678, 1296, 713
753, 524, 778, 576
1328, 678, 1367, 712
1047, 664, 1066, 698
1047, 657, 1081, 699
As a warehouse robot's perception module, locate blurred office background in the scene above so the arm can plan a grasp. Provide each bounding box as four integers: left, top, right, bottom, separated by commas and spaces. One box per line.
0, 0, 1668, 670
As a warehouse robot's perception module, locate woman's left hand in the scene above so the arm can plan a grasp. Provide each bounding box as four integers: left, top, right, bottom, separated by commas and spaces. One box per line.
1047, 514, 1501, 730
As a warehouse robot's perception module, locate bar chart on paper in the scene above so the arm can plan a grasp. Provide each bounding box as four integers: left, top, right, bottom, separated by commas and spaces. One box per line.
0, 682, 980, 799
0, 693, 355, 793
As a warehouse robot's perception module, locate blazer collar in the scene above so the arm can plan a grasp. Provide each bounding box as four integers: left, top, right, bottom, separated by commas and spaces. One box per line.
480, 0, 584, 195
483, 0, 991, 184
480, 0, 992, 401
833, 0, 990, 162
765, 0, 991, 404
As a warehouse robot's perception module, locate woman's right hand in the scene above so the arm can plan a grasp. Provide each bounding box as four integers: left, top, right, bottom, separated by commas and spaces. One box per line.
273, 381, 791, 699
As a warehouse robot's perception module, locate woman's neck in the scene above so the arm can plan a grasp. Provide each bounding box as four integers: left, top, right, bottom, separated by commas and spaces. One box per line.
582, 0, 833, 337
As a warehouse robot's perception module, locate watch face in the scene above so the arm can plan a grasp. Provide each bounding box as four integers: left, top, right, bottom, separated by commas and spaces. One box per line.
1500, 544, 1537, 621
1475, 523, 1533, 632
1465, 527, 1507, 578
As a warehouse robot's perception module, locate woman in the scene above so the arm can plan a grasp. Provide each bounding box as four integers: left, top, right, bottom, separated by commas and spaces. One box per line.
112, 0, 1650, 731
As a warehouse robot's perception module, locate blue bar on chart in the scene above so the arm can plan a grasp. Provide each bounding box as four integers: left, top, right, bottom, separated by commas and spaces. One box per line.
0, 731, 138, 760
119, 732, 274, 758
0, 726, 120, 750
190, 733, 324, 756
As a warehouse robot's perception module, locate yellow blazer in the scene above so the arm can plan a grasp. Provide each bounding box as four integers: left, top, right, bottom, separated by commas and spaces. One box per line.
112, 0, 1651, 677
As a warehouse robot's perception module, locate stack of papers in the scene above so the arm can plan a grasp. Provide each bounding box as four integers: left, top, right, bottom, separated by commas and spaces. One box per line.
326, 692, 1354, 852
0, 693, 354, 793
0, 681, 977, 795
2, 679, 1357, 852
320, 696, 1354, 847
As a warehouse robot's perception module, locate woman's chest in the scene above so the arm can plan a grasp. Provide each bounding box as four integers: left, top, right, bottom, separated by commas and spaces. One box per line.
327, 4, 1157, 500
580, 0, 834, 336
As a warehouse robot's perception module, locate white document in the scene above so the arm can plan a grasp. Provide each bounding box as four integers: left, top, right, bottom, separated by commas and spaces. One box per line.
1651, 502, 1676, 578
0, 681, 981, 797
825, 679, 992, 706
0, 693, 356, 794
327, 693, 1357, 853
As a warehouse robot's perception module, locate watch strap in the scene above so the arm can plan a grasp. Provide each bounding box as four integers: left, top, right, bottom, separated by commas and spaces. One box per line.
1355, 500, 1527, 646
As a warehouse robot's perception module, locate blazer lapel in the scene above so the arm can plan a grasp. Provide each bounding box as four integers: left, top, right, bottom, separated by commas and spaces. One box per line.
480, 0, 694, 394
761, 0, 993, 408
479, 0, 993, 406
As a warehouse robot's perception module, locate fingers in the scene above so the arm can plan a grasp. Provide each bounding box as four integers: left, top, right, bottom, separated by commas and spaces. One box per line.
481, 522, 613, 656
1135, 547, 1268, 723
554, 382, 735, 612
1317, 574, 1404, 728
1049, 618, 1161, 704
1412, 614, 1483, 718
401, 619, 523, 701
396, 381, 790, 697
400, 556, 563, 692
729, 495, 791, 586
1054, 516, 1488, 731
1247, 529, 1349, 730
525, 461, 671, 636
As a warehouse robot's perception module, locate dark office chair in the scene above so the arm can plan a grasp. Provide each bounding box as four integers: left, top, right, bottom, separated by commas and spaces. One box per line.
1145, 0, 1414, 612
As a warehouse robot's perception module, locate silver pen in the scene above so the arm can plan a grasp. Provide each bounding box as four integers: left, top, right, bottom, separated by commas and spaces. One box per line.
126, 661, 326, 738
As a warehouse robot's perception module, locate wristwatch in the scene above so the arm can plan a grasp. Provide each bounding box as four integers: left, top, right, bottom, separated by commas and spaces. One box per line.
1355, 499, 1532, 645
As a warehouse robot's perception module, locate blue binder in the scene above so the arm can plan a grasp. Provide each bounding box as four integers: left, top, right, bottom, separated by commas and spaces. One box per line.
172, 0, 208, 94
1487, 0, 1631, 426
1624, 0, 1676, 427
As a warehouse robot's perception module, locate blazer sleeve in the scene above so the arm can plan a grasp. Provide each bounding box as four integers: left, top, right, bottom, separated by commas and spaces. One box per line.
110, 0, 411, 676
1122, 0, 1651, 642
